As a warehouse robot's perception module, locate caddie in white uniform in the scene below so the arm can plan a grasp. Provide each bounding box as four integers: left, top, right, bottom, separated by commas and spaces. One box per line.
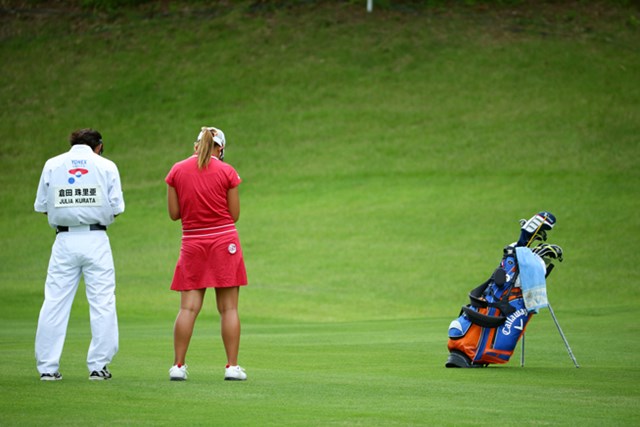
34, 128, 125, 381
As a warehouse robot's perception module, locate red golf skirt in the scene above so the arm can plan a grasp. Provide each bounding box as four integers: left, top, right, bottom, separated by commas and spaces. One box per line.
170, 225, 247, 291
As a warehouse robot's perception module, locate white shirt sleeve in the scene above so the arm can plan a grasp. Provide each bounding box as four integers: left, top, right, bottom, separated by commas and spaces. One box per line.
107, 162, 125, 216
34, 167, 49, 213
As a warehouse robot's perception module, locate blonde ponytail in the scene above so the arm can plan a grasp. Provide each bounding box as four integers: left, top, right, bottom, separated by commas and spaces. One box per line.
196, 127, 215, 169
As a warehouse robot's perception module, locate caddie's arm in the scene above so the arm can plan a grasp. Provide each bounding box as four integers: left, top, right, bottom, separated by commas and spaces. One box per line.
108, 167, 125, 217
34, 167, 49, 215
167, 185, 180, 221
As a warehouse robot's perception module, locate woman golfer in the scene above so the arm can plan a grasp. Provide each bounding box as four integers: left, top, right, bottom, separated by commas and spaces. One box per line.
165, 126, 248, 381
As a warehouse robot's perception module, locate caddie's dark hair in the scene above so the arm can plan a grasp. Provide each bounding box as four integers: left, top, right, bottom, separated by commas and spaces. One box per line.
69, 128, 102, 150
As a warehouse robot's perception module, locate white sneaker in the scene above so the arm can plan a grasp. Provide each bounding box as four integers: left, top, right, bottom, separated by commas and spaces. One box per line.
169, 364, 188, 381
224, 365, 247, 381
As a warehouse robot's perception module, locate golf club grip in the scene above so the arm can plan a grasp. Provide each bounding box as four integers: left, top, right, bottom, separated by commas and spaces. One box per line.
545, 263, 555, 278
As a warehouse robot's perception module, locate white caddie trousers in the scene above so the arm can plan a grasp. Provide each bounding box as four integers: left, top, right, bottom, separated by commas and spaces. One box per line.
35, 227, 119, 374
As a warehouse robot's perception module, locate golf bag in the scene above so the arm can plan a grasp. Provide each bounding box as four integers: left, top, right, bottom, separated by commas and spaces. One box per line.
445, 212, 563, 368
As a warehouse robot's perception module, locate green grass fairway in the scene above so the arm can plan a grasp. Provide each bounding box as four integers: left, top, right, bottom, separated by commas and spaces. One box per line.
2, 315, 638, 426
1, 1, 639, 425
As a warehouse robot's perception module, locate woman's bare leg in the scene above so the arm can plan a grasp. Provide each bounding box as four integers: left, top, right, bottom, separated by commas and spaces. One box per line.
173, 289, 206, 365
215, 287, 240, 366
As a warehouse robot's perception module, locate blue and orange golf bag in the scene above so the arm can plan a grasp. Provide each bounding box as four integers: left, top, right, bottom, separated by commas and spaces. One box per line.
445, 212, 563, 368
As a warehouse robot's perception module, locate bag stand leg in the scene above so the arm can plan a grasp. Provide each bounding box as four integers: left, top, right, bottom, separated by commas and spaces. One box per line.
520, 306, 579, 368
548, 303, 580, 368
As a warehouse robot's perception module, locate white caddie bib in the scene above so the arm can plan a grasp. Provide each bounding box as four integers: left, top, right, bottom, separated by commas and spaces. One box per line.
54, 185, 103, 207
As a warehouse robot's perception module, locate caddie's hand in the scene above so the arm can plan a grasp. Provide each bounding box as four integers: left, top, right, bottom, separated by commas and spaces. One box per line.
532, 243, 564, 262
